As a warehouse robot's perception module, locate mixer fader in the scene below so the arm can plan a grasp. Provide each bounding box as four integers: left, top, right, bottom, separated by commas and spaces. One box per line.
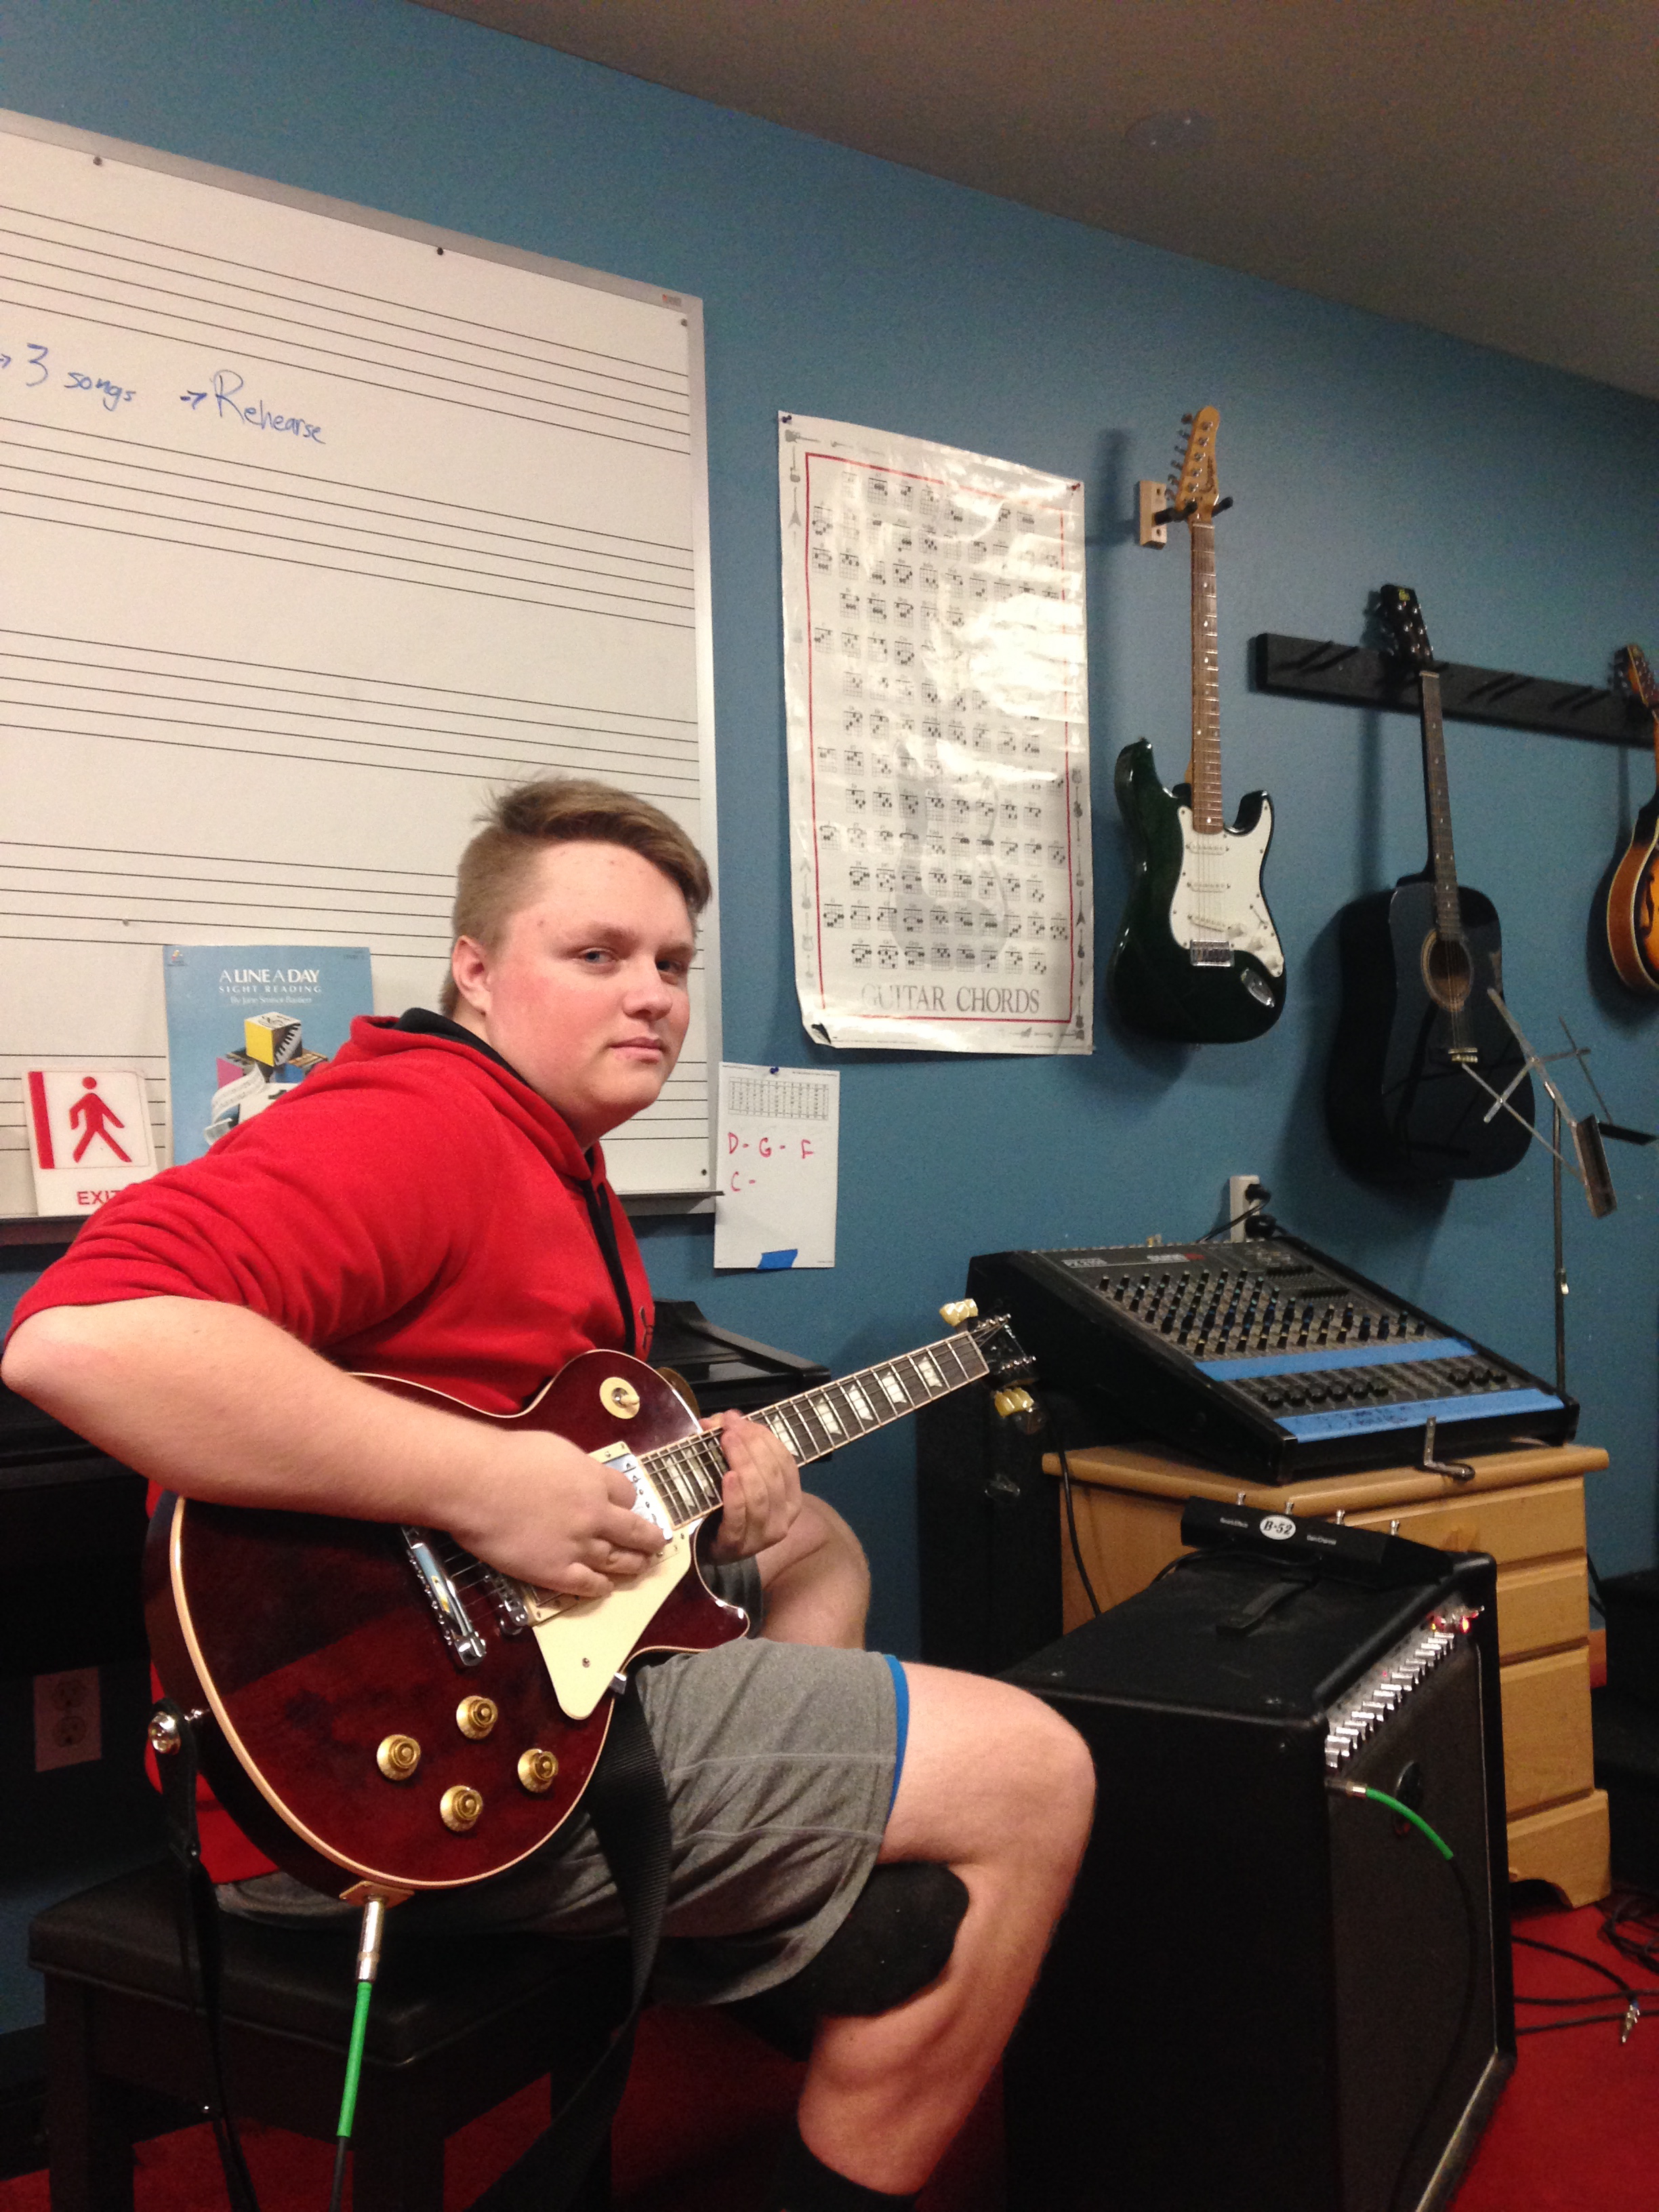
967, 1231, 1575, 1482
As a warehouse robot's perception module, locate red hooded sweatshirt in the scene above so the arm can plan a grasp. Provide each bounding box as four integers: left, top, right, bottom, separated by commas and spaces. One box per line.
10, 1016, 655, 1876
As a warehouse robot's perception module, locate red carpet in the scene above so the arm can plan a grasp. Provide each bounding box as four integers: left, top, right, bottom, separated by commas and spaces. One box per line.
3, 1902, 1652, 2209
0, 2003, 1000, 2210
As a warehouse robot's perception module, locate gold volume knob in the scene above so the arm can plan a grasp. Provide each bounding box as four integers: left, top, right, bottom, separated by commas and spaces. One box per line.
440, 1785, 483, 1832
517, 1748, 559, 1795
376, 1734, 422, 1781
456, 1696, 499, 1740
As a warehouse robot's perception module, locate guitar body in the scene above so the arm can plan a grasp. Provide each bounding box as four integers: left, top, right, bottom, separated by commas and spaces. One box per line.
1604, 787, 1659, 994
1326, 878, 1535, 1182
1108, 738, 1286, 1042
144, 1350, 746, 1896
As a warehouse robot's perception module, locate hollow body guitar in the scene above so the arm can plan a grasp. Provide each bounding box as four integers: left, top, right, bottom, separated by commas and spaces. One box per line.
146, 1315, 1029, 1898
1108, 406, 1286, 1043
1326, 586, 1533, 1182
1605, 644, 1659, 994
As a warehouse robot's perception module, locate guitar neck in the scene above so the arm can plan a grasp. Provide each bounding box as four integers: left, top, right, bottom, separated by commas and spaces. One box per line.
1189, 518, 1223, 833
639, 1332, 992, 1530
1418, 668, 1465, 939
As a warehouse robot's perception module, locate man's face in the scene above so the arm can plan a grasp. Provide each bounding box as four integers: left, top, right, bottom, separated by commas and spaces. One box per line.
451, 840, 694, 1146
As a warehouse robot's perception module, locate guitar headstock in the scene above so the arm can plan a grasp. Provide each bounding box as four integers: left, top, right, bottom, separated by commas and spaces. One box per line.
1622, 643, 1659, 713
1380, 583, 1436, 670
1168, 407, 1221, 523
968, 1311, 1036, 1385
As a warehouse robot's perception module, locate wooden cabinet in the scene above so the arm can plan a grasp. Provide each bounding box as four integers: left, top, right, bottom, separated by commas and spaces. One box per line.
1047, 1439, 1610, 1906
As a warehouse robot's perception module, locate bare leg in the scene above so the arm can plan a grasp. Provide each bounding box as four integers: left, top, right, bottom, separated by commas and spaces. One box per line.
757, 1493, 870, 1648
793, 1662, 1094, 2195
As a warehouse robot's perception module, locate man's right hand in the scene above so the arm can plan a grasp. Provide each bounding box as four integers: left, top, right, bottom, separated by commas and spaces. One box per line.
448, 1429, 667, 1600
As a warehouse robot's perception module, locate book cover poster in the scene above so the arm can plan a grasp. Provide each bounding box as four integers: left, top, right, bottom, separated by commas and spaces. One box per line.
163, 945, 371, 1166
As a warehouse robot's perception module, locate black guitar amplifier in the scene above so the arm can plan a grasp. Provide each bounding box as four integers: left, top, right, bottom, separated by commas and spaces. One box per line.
968, 1229, 1575, 1483
1003, 1528, 1514, 2212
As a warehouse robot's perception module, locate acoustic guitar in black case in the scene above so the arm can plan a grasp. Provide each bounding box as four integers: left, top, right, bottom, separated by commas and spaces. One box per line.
1326, 586, 1534, 1183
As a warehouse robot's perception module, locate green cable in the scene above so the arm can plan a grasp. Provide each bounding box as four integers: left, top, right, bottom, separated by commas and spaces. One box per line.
1357, 1786, 1455, 1860
336, 1976, 374, 2139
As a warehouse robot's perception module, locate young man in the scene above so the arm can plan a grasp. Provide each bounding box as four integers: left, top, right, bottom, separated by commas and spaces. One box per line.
4, 779, 1093, 2211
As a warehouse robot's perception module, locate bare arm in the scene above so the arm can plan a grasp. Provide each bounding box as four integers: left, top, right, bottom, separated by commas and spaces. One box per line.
1, 1298, 665, 1599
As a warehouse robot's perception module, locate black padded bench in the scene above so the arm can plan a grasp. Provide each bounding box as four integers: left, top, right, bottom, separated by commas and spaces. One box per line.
30, 1859, 627, 2211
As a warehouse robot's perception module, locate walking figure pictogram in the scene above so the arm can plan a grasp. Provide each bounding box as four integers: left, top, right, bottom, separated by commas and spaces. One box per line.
69, 1075, 132, 1164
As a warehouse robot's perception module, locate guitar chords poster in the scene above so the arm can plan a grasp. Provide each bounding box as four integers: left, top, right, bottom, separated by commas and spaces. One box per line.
779, 413, 1092, 1054
0, 111, 720, 1212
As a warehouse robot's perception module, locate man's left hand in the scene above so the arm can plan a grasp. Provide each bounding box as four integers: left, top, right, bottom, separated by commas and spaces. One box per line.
703, 1406, 801, 1561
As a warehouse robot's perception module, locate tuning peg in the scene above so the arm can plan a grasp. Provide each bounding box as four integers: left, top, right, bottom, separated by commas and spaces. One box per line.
1181, 413, 1193, 424
939, 1298, 979, 1327
992, 1387, 1044, 1434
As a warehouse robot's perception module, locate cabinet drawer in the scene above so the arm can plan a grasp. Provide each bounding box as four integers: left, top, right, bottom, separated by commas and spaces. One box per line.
1495, 1558, 1587, 1660
1502, 1647, 1594, 1816
1346, 1476, 1584, 1565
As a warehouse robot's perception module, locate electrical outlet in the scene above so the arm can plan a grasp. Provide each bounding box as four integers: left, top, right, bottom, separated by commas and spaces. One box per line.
34, 1666, 101, 1772
1226, 1174, 1265, 1243
1136, 480, 1170, 548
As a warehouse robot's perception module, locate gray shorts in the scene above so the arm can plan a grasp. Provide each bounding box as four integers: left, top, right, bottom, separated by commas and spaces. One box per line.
220, 1614, 899, 2007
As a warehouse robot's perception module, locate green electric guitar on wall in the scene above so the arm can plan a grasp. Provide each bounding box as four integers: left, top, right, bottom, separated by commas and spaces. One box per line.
1107, 408, 1286, 1042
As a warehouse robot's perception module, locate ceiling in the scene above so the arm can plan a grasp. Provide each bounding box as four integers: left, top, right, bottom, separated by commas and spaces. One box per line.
411, 0, 1658, 403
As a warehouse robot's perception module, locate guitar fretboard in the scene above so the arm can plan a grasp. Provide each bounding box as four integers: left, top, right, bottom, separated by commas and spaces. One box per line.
1419, 670, 1465, 945
1189, 518, 1223, 834
639, 1330, 992, 1530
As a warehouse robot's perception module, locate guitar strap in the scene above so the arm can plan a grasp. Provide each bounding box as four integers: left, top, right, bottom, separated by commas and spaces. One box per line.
153, 1698, 264, 2212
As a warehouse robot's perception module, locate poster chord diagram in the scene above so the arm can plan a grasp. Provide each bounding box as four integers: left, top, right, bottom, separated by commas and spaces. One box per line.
779, 414, 1091, 1054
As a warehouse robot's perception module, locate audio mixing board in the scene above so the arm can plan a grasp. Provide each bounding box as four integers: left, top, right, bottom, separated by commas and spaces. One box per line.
967, 1231, 1575, 1483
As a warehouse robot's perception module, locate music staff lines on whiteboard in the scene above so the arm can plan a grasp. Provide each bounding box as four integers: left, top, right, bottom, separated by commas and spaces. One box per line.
1, 420, 695, 587
0, 700, 698, 792
0, 466, 694, 626
0, 119, 717, 1204
0, 630, 697, 739
0, 220, 691, 449
0, 209, 691, 406
0, 203, 689, 393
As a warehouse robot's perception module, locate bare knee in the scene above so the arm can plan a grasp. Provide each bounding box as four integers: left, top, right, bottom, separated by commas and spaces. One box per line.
885, 1666, 1094, 1877
758, 1492, 870, 1646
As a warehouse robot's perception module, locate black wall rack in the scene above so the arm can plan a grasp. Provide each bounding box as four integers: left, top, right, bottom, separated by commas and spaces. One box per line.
1253, 634, 1652, 749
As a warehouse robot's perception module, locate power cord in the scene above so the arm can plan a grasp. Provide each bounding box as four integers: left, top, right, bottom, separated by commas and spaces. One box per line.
1509, 1888, 1659, 2042
1052, 1422, 1103, 1619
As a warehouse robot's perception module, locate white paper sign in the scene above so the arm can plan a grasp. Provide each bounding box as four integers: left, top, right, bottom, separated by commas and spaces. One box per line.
714, 1063, 840, 1270
24, 1065, 157, 1214
780, 413, 1092, 1054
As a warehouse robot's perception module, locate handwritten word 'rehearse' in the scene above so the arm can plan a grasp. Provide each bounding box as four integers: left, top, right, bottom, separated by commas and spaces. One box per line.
194, 371, 323, 442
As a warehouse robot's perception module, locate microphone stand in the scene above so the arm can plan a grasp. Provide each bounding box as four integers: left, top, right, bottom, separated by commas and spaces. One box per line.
1458, 994, 1652, 1397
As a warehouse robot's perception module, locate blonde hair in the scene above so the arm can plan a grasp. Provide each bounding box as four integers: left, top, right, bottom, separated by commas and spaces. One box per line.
439, 778, 711, 1016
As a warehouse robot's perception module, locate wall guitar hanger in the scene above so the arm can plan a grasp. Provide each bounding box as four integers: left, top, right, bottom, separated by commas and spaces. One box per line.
1253, 633, 1651, 748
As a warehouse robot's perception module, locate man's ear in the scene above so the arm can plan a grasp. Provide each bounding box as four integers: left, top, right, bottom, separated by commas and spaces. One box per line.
450, 936, 492, 1017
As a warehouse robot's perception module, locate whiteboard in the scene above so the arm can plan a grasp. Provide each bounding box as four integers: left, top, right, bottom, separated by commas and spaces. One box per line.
0, 110, 721, 1208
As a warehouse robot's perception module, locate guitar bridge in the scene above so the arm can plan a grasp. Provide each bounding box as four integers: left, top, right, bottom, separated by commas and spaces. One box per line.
1189, 940, 1234, 968
401, 1528, 487, 1668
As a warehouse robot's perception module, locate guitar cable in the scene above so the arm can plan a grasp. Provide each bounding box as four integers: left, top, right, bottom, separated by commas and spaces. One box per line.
328, 1893, 391, 2212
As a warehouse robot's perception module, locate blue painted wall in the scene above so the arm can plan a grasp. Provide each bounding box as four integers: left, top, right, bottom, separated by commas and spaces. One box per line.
5, 0, 1659, 1672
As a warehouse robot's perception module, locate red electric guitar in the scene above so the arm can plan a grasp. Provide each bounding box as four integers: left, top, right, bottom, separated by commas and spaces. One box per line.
146, 1310, 1033, 1900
